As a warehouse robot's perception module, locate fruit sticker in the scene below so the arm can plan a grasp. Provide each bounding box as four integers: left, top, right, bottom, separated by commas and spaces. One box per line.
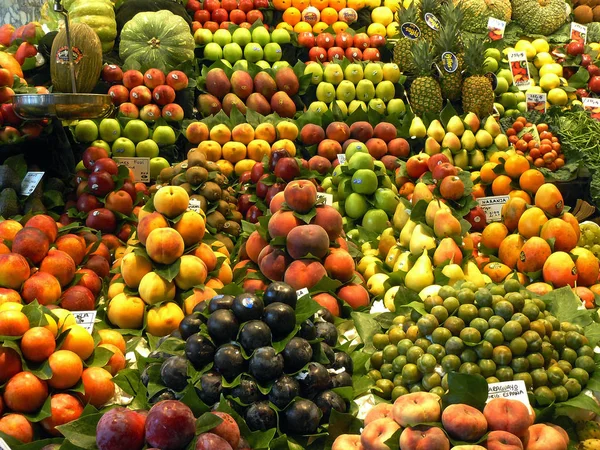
487, 380, 531, 408
487, 17, 506, 41
476, 195, 509, 222
526, 93, 547, 113
113, 157, 150, 183
21, 171, 44, 196
441, 52, 459, 73
424, 13, 441, 31
55, 46, 84, 65
72, 310, 97, 334
570, 22, 588, 44
296, 288, 309, 299
401, 23, 421, 40
583, 97, 600, 120
507, 51, 531, 90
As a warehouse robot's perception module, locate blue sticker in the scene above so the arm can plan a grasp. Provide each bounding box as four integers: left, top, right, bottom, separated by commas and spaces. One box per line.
441, 52, 458, 73
424, 13, 441, 31
401, 22, 421, 40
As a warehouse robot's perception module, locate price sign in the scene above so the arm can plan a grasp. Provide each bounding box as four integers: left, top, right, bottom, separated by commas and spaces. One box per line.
508, 51, 532, 90
20, 171, 44, 196
337, 154, 346, 164
526, 93, 547, 113
72, 310, 97, 334
296, 288, 309, 299
477, 195, 509, 223
583, 97, 600, 112
317, 192, 333, 206
188, 198, 202, 213
487, 17, 506, 40
114, 157, 150, 183
571, 22, 588, 44
487, 380, 531, 408
0, 438, 11, 450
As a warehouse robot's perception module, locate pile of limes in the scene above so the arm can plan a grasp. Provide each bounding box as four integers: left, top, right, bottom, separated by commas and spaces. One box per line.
579, 222, 600, 259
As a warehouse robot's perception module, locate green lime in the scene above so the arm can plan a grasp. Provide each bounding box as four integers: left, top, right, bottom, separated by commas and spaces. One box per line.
441, 374, 449, 390
392, 385, 409, 401
429, 386, 445, 397
445, 317, 466, 336
505, 292, 525, 311
397, 339, 413, 356
383, 344, 399, 363
511, 357, 529, 373
376, 379, 394, 399
546, 365, 566, 386
492, 295, 505, 307
494, 300, 514, 321
393, 373, 403, 386
509, 337, 528, 356
438, 286, 457, 300
445, 337, 465, 356
462, 282, 478, 292
368, 370, 382, 381
458, 304, 479, 324
488, 315, 506, 331
531, 368, 548, 388
373, 333, 390, 350
460, 327, 482, 344
427, 344, 446, 362
442, 354, 461, 373
550, 331, 566, 350
410, 309, 423, 323
492, 346, 512, 366
458, 289, 476, 305
432, 327, 452, 345
570, 367, 590, 386
475, 341, 494, 360
530, 320, 547, 338
381, 363, 395, 380
417, 314, 439, 336
513, 372, 533, 391
566, 331, 585, 350
557, 360, 572, 375
474, 288, 493, 308
393, 355, 408, 373
479, 359, 497, 378
527, 353, 545, 370
520, 289, 531, 300
504, 278, 522, 293
547, 315, 560, 331
522, 330, 543, 352
478, 307, 494, 321
370, 351, 383, 369
522, 302, 541, 321
551, 385, 569, 402
484, 328, 504, 347
424, 295, 443, 312
511, 313, 531, 331
407, 325, 422, 342
534, 386, 555, 406
540, 341, 555, 363
431, 305, 449, 324
470, 318, 489, 335
460, 348, 478, 363
561, 348, 578, 365
443, 297, 460, 314
533, 297, 546, 312
495, 366, 514, 381
578, 345, 595, 358
490, 285, 506, 296
417, 353, 438, 374
502, 320, 523, 341
402, 363, 422, 384
393, 316, 407, 326
406, 346, 425, 364
414, 338, 431, 352
564, 378, 582, 397
460, 362, 482, 375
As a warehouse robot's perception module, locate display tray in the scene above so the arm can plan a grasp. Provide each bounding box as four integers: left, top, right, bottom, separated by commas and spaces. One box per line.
12, 93, 113, 120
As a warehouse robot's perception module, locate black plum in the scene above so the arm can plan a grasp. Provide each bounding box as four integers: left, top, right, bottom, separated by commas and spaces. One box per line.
299, 319, 317, 340
207, 309, 239, 344
232, 293, 264, 322
249, 347, 284, 382
160, 355, 189, 392
231, 376, 263, 405
332, 351, 353, 374
263, 302, 296, 339
239, 320, 272, 353
246, 401, 277, 431
263, 281, 297, 308
213, 344, 246, 381
185, 333, 215, 369
284, 400, 321, 435
315, 322, 338, 347
296, 362, 330, 398
283, 337, 313, 373
269, 375, 300, 409
208, 294, 235, 313
179, 313, 205, 340
196, 371, 224, 406
314, 390, 346, 421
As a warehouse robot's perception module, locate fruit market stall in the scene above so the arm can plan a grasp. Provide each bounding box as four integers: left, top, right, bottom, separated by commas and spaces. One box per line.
5, 0, 600, 449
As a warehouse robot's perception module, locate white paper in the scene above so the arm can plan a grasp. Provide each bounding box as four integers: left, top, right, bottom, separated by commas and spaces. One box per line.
583, 97, 600, 109
487, 380, 531, 408
20, 171, 44, 196
113, 157, 150, 183
317, 192, 334, 206
0, 438, 11, 450
337, 154, 346, 164
296, 288, 309, 299
477, 195, 509, 222
487, 17, 506, 38
526, 93, 547, 113
72, 310, 97, 334
188, 198, 202, 213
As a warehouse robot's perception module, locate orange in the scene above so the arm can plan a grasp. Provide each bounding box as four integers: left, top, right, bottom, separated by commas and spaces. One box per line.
472, 183, 486, 198
48, 349, 83, 389
20, 327, 56, 363
0, 310, 29, 336
283, 7, 302, 25
247, 139, 272, 161
504, 154, 530, 179
347, 0, 364, 8
292, 0, 310, 9
508, 190, 531, 203
294, 21, 313, 32
273, 0, 292, 10
480, 162, 498, 184
519, 169, 545, 194
311, 0, 328, 10
321, 7, 339, 24
313, 21, 329, 33
517, 206, 548, 239
491, 175, 513, 196
216, 159, 235, 177
222, 141, 247, 163
81, 367, 115, 408
483, 262, 512, 283
98, 329, 127, 354
61, 324, 95, 360
331, 21, 349, 33
329, 0, 345, 11
198, 140, 222, 161
481, 222, 509, 251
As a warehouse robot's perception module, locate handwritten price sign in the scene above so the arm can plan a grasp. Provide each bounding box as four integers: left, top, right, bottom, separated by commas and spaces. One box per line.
72, 310, 97, 334
114, 157, 150, 183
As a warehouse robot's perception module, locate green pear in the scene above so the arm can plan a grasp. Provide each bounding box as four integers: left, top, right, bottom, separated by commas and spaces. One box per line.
463, 260, 486, 288
304, 63, 323, 85
453, 149, 469, 169
433, 209, 462, 238
316, 82, 335, 103
442, 132, 461, 154
375, 80, 395, 102
411, 182, 433, 204
336, 80, 356, 103
393, 251, 413, 272
441, 149, 454, 165
475, 129, 493, 148
405, 249, 434, 292
356, 79, 375, 102
484, 116, 501, 138
387, 98, 406, 115
409, 116, 426, 138
364, 62, 383, 84
308, 101, 328, 113
433, 237, 463, 266
409, 223, 436, 255
399, 219, 416, 248
442, 263, 464, 286
425, 200, 450, 226
424, 137, 441, 156
463, 112, 480, 132
446, 116, 465, 137
344, 63, 364, 84
461, 130, 476, 151
469, 150, 485, 169
348, 100, 367, 114
427, 119, 445, 143
369, 98, 386, 114
323, 63, 344, 85
495, 133, 509, 150
393, 200, 410, 231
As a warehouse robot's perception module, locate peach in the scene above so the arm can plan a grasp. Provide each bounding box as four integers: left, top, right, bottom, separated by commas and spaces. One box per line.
284, 259, 326, 290
258, 245, 291, 281
76, 268, 102, 296
60, 286, 96, 311
313, 292, 340, 317
388, 138, 410, 158
360, 418, 400, 450
25, 214, 58, 243
483, 398, 532, 438
146, 302, 185, 337
312, 205, 343, 240
364, 403, 393, 426
542, 251, 578, 288
366, 138, 388, 159
245, 231, 268, 263
12, 227, 50, 264
21, 272, 62, 305
0, 253, 30, 290
100, 343, 127, 376
39, 249, 76, 287
138, 272, 176, 305
286, 224, 330, 259
174, 211, 206, 247
55, 234, 87, 265
145, 228, 184, 265
284, 180, 317, 213
175, 255, 208, 290
301, 123, 325, 145
452, 446, 486, 450
268, 210, 302, 239
137, 211, 169, 246
332, 434, 364, 450
0, 219, 22, 241
121, 252, 153, 288
324, 250, 355, 282
485, 430, 524, 450
102, 234, 121, 252
0, 241, 9, 254
392, 392, 441, 427
544, 423, 569, 448
243, 277, 269, 293
0, 413, 34, 443
308, 155, 332, 175
373, 122, 396, 142
194, 242, 218, 272
522, 424, 567, 450
337, 283, 369, 309
441, 403, 487, 441
326, 122, 350, 143
269, 191, 286, 213
184, 287, 216, 314
318, 139, 343, 161
153, 186, 190, 218
399, 425, 449, 450
0, 288, 21, 305
87, 241, 111, 262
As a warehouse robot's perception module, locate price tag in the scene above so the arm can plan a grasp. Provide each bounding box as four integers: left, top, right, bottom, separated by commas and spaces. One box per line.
0, 438, 11, 450
113, 157, 150, 183
317, 192, 333, 206
508, 51, 532, 91
571, 22, 588, 44
337, 154, 346, 164
526, 93, 547, 113
188, 198, 202, 213
487, 17, 506, 40
487, 380, 531, 408
583, 97, 600, 120
72, 310, 97, 334
20, 171, 44, 196
477, 195, 509, 223
296, 288, 309, 299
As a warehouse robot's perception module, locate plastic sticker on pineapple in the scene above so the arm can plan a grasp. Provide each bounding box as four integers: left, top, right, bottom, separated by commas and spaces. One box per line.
441, 52, 458, 74
526, 93, 547, 113
400, 22, 421, 40
424, 13, 440, 31
571, 22, 588, 44
487, 17, 506, 41
507, 51, 531, 91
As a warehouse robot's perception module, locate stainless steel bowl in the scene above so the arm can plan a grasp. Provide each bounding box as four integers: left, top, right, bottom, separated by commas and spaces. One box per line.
12, 94, 113, 120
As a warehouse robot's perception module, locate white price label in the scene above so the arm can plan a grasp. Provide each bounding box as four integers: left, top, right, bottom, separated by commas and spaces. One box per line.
526, 93, 547, 113
0, 438, 11, 450
337, 154, 346, 164
583, 97, 600, 110
508, 51, 532, 90
571, 22, 588, 44
487, 17, 506, 40
113, 157, 150, 183
317, 192, 333, 206
72, 310, 97, 334
188, 198, 202, 213
20, 171, 44, 196
487, 380, 530, 408
296, 288, 309, 299
477, 195, 509, 223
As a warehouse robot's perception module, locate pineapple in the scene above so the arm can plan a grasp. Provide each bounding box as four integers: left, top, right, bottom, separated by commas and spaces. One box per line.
393, 3, 419, 74
435, 21, 463, 101
461, 38, 495, 118
409, 40, 443, 116
416, 0, 441, 45
440, 0, 464, 49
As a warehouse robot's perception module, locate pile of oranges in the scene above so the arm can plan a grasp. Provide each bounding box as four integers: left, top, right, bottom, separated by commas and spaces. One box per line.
506, 118, 565, 172
275, 0, 363, 34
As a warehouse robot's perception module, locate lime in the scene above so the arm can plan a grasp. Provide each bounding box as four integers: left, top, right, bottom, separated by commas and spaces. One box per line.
502, 321, 523, 341
460, 327, 482, 344
484, 328, 504, 347
458, 289, 475, 305
458, 304, 479, 324
511, 357, 529, 373
475, 341, 494, 360
438, 286, 457, 300
511, 313, 531, 332
523, 302, 542, 320
575, 354, 595, 373
393, 316, 407, 326
376, 379, 395, 399
527, 353, 545, 370
490, 285, 506, 296
460, 362, 482, 375
431, 305, 449, 324
522, 330, 542, 352
478, 307, 494, 321
410, 384, 424, 393
443, 297, 460, 314
486, 376, 500, 384
494, 300, 514, 321
534, 386, 555, 407
551, 385, 569, 402
432, 327, 452, 345
424, 295, 443, 312
541, 342, 556, 363
445, 337, 465, 356
392, 386, 409, 401
393, 355, 408, 373
557, 360, 572, 375
531, 368, 548, 388
547, 365, 566, 386
417, 354, 437, 374
406, 346, 425, 364
368, 370, 382, 381
470, 318, 489, 335
422, 372, 442, 390
442, 354, 461, 373
564, 378, 582, 397
410, 310, 422, 323
504, 278, 522, 293
460, 349, 478, 363
578, 346, 595, 358
370, 351, 383, 369
529, 320, 547, 338
492, 346, 512, 366
495, 366, 514, 381
479, 359, 497, 378
388, 327, 406, 345
513, 372, 533, 391
509, 337, 528, 356
383, 344, 399, 363
373, 333, 390, 350
462, 282, 478, 292
488, 315, 506, 331
532, 298, 546, 313
474, 288, 493, 308
397, 339, 414, 356
381, 363, 395, 380
547, 316, 560, 331
427, 344, 446, 363
406, 325, 422, 342
402, 363, 422, 384
394, 373, 403, 386
417, 314, 439, 336
445, 317, 466, 336
414, 338, 431, 352
492, 295, 505, 307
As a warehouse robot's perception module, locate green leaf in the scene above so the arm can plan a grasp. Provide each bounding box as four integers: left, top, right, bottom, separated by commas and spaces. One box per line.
56, 412, 103, 448
542, 287, 592, 327
22, 394, 52, 423
440, 101, 458, 129
442, 372, 488, 411
12, 437, 64, 450
383, 428, 402, 450
351, 311, 381, 353
85, 346, 114, 368
325, 409, 363, 448
555, 392, 600, 418
154, 259, 182, 283
112, 368, 141, 397
295, 295, 323, 325
196, 411, 223, 434
4, 154, 28, 180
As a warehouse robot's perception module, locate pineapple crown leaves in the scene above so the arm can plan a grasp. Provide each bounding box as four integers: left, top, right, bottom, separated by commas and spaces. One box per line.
419, 0, 441, 16
396, 2, 418, 26
439, 0, 464, 29
434, 20, 462, 54
462, 37, 488, 77
411, 40, 438, 76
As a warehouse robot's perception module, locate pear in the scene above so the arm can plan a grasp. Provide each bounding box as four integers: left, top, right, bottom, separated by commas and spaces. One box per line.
385, 245, 402, 269
433, 209, 462, 238
475, 129, 493, 148
405, 249, 434, 292
453, 149, 469, 169
412, 182, 433, 205
358, 254, 379, 273
442, 263, 465, 286
367, 273, 389, 296
461, 130, 476, 151
393, 251, 413, 272
427, 119, 446, 143
419, 285, 442, 300
399, 219, 416, 248
379, 233, 397, 258
323, 63, 344, 85
495, 133, 509, 150
409, 223, 436, 255
469, 150, 485, 169
463, 260, 486, 288
441, 149, 454, 165
433, 237, 464, 266
442, 132, 461, 154
446, 116, 465, 137
356, 79, 375, 102
425, 200, 450, 226
409, 116, 426, 138
463, 112, 480, 132
393, 201, 410, 231
364, 261, 383, 280
384, 286, 400, 311
424, 137, 442, 156
344, 63, 364, 84
484, 116, 501, 138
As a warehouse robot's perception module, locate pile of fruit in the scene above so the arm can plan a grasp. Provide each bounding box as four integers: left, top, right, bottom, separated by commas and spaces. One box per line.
188, 0, 268, 29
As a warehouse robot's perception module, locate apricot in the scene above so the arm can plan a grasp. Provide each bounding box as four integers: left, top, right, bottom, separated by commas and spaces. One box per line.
145, 227, 184, 265
55, 234, 87, 265
175, 255, 208, 290
174, 211, 205, 247
25, 214, 58, 243
100, 343, 126, 376
540, 218, 578, 252
40, 393, 84, 436
484, 398, 532, 438
284, 259, 326, 290
336, 283, 369, 309
498, 234, 525, 269
442, 403, 487, 441
139, 272, 176, 305
137, 211, 169, 246
0, 219, 22, 241
21, 272, 62, 305
39, 249, 76, 287
516, 237, 552, 274
269, 191, 286, 213
518, 207, 548, 239
501, 197, 528, 232
82, 367, 115, 408
284, 180, 317, 213
366, 138, 388, 159
120, 252, 152, 288
146, 302, 185, 337
153, 185, 190, 218
324, 250, 355, 282
543, 251, 578, 287
534, 183, 564, 217
184, 287, 217, 314
107, 293, 145, 329
12, 227, 50, 264
268, 210, 301, 239
572, 247, 600, 286
0, 347, 22, 383
3, 371, 48, 413
0, 414, 34, 443
258, 245, 291, 282
194, 242, 218, 271
308, 155, 332, 175
286, 224, 330, 259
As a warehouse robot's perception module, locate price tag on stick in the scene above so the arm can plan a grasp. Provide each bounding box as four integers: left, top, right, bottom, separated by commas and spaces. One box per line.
21, 171, 44, 196
508, 51, 532, 91
487, 380, 531, 408
526, 93, 547, 113
571, 22, 588, 44
487, 17, 506, 40
71, 310, 97, 334
113, 157, 150, 183
317, 193, 333, 206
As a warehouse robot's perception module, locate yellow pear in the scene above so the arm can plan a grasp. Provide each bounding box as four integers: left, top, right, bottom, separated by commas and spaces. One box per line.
358, 254, 380, 273
412, 182, 433, 204
424, 137, 442, 155
433, 209, 462, 238
384, 286, 399, 311
409, 116, 426, 138
453, 149, 469, 169
494, 133, 509, 150
446, 116, 465, 136
427, 119, 446, 142
461, 129, 476, 151
442, 263, 465, 286
393, 251, 413, 272
425, 200, 450, 226
463, 260, 486, 288
441, 149, 454, 165
399, 219, 416, 248
463, 112, 480, 132
393, 200, 410, 231
419, 285, 441, 300
409, 223, 436, 255
484, 116, 501, 138
405, 249, 434, 292
475, 129, 493, 148
469, 150, 485, 169
367, 273, 389, 296
385, 245, 403, 269
442, 132, 461, 153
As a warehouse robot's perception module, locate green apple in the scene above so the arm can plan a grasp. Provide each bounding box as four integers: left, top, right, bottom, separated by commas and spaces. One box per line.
213, 29, 232, 47
336, 80, 355, 103
387, 98, 406, 115
74, 119, 98, 143
233, 60, 249, 71
348, 151, 374, 171
255, 60, 270, 69
271, 28, 291, 44
223, 42, 243, 64
500, 92, 518, 109
362, 208, 389, 234
324, 63, 343, 85
375, 80, 395, 102
484, 48, 502, 62
316, 82, 335, 103
308, 101, 328, 113
494, 77, 509, 95
374, 188, 398, 215
99, 118, 121, 143
112, 137, 136, 157
91, 139, 111, 154
482, 56, 498, 73
356, 79, 375, 102
204, 43, 223, 61
252, 27, 270, 47
382, 63, 401, 83
344, 192, 369, 219
305, 63, 323, 84
194, 28, 213, 45
244, 43, 264, 63
152, 125, 177, 146
150, 157, 170, 180
123, 119, 149, 143
351, 169, 378, 195
344, 63, 364, 84
369, 98, 386, 114
497, 68, 513, 86
136, 139, 160, 158
264, 42, 282, 62
364, 62, 383, 84
232, 28, 252, 47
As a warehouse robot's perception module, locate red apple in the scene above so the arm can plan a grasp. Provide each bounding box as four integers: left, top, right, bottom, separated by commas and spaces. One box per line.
316, 32, 334, 49
362, 48, 380, 61
140, 104, 161, 122
309, 46, 327, 62
83, 146, 109, 169
432, 162, 458, 182
353, 33, 370, 50
162, 103, 185, 122
246, 10, 263, 23
567, 40, 584, 56
92, 158, 119, 175
405, 153, 430, 179
0, 103, 21, 126
102, 64, 123, 83
581, 53, 592, 68
143, 68, 166, 89
427, 153, 450, 172
298, 32, 315, 48
335, 32, 353, 49
465, 205, 487, 232
370, 34, 386, 47
129, 85, 152, 107
327, 47, 345, 62
122, 70, 144, 89
0, 126, 20, 143
166, 71, 189, 91
0, 86, 14, 103
589, 75, 600, 94
587, 64, 600, 77
119, 102, 140, 119
108, 85, 130, 106
153, 85, 176, 106
345, 47, 363, 61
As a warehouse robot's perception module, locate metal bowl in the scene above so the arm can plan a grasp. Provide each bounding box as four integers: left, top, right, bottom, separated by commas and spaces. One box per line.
12, 94, 113, 120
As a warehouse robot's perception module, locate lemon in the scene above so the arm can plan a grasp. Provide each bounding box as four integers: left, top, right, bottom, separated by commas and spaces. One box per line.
533, 52, 554, 69
526, 86, 544, 94
383, 0, 400, 12
590, 43, 600, 51
371, 6, 394, 26
531, 38, 550, 53
548, 88, 568, 106
386, 22, 399, 37
515, 40, 537, 60
539, 63, 563, 78
367, 22, 387, 36
484, 48, 502, 62
539, 73, 561, 91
